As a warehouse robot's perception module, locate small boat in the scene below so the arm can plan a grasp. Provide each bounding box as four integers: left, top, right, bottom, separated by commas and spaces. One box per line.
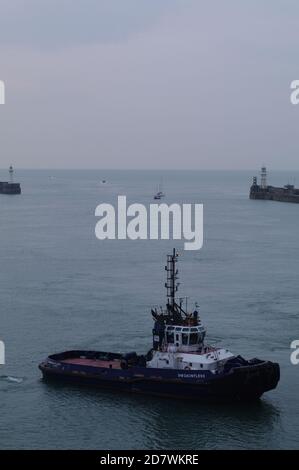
153, 180, 165, 200
39, 250, 280, 401
154, 191, 163, 200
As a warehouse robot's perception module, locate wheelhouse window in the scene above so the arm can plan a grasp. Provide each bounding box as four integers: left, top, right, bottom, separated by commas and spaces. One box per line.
182, 333, 189, 345
167, 332, 174, 343
189, 333, 199, 345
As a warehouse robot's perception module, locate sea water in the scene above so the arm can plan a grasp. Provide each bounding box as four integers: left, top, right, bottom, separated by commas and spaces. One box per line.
0, 169, 298, 449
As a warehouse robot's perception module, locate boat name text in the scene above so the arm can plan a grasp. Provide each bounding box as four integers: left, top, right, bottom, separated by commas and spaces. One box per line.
177, 373, 206, 379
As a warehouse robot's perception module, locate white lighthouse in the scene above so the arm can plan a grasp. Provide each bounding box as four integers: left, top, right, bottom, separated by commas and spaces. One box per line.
261, 166, 267, 189
9, 165, 14, 184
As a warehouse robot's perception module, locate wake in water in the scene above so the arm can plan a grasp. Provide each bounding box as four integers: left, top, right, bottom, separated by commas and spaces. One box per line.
0, 375, 23, 384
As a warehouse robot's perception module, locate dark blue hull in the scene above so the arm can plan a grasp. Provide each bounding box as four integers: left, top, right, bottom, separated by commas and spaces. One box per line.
39, 350, 280, 402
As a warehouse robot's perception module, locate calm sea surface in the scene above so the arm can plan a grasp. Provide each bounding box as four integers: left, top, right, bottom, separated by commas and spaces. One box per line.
0, 169, 299, 449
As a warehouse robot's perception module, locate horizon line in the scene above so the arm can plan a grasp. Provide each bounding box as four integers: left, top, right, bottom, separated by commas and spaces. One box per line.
1, 167, 299, 172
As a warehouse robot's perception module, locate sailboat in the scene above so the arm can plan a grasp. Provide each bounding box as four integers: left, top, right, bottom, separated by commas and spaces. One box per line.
154, 180, 165, 200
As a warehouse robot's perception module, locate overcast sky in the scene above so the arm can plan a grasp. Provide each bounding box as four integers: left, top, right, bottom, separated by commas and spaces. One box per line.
0, 0, 298, 169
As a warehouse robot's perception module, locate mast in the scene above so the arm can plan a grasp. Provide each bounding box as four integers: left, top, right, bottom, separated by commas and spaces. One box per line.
165, 248, 179, 309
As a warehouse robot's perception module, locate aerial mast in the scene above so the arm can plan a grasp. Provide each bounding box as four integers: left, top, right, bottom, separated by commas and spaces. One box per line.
165, 248, 179, 309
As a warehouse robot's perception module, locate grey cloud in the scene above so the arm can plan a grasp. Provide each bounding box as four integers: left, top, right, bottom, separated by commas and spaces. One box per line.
0, 0, 181, 48
1, 0, 299, 170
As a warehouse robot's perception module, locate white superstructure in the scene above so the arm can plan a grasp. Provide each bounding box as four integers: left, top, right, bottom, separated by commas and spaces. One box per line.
149, 249, 235, 373
147, 323, 234, 373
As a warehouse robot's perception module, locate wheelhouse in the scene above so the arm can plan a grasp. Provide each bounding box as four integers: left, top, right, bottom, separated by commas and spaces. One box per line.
164, 325, 206, 352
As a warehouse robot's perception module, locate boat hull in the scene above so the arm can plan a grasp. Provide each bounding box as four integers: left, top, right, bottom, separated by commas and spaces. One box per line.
39, 351, 280, 402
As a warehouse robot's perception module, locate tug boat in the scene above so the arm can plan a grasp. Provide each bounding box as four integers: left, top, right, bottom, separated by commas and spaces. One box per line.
39, 250, 280, 401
